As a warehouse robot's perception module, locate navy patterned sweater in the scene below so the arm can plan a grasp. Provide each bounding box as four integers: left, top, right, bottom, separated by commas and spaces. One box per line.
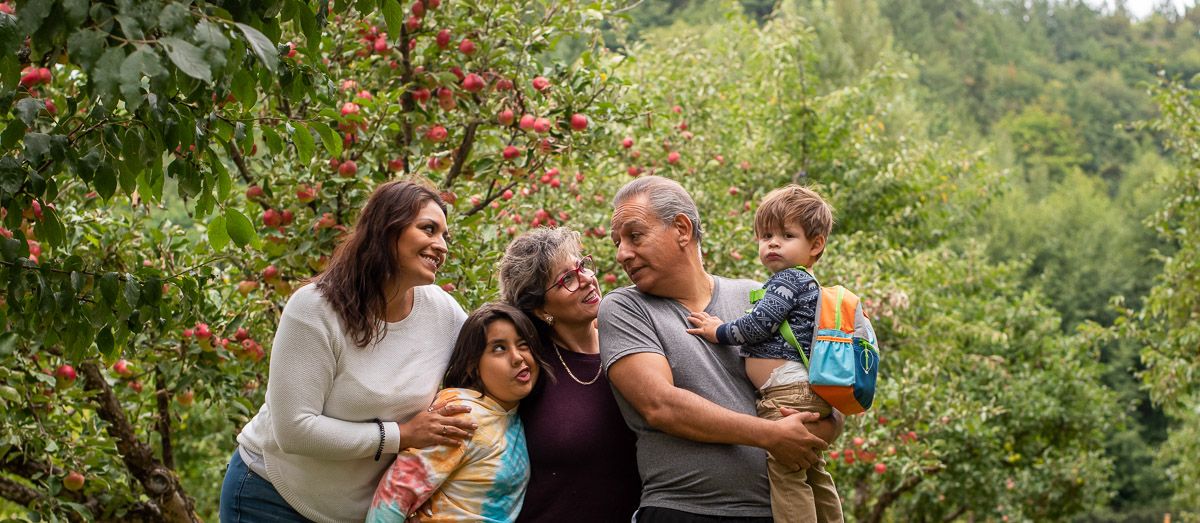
716, 267, 820, 361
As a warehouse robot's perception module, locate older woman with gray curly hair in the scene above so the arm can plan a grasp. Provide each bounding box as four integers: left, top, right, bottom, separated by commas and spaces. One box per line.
498, 227, 640, 523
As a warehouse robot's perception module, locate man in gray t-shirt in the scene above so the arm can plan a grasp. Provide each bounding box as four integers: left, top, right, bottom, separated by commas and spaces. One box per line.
599, 176, 843, 522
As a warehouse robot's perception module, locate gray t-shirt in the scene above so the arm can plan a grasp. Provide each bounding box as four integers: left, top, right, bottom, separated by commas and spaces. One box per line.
598, 276, 770, 518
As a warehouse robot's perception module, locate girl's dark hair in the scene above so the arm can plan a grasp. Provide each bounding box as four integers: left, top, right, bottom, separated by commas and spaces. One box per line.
443, 302, 550, 395
315, 180, 447, 347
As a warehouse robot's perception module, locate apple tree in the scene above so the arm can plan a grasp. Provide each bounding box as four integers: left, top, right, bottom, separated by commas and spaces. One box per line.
0, 0, 634, 520
1123, 71, 1200, 518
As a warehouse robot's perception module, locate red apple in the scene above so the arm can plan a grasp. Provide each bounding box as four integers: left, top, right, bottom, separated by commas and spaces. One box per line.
424, 126, 448, 142
671, 105, 682, 114
853, 437, 865, 447
502, 189, 514, 200
503, 145, 521, 160
406, 16, 420, 31
441, 283, 456, 292
388, 158, 405, 172
412, 88, 431, 103
129, 380, 143, 393
436, 29, 451, 48
340, 102, 359, 116
462, 73, 484, 92
281, 210, 295, 226
177, 389, 194, 407
878, 416, 888, 425
498, 109, 515, 126
237, 280, 259, 295
54, 365, 76, 389
729, 186, 739, 196
622, 137, 634, 148
44, 100, 57, 115
297, 185, 317, 203
519, 114, 536, 131
246, 185, 266, 201
373, 38, 387, 53
875, 463, 887, 474
604, 274, 617, 284
570, 114, 588, 131
262, 265, 281, 285
411, 0, 424, 17
667, 152, 681, 164
531, 76, 550, 91
262, 209, 283, 227
533, 117, 551, 134
458, 39, 476, 55
63, 471, 85, 491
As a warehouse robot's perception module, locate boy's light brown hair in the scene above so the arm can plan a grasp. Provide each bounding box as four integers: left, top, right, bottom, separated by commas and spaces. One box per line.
753, 184, 834, 261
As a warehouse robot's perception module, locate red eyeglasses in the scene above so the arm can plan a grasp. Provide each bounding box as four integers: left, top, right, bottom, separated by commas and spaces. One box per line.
545, 255, 597, 293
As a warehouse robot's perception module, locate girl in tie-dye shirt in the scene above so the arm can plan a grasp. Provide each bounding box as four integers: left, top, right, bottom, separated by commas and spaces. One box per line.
368, 303, 550, 523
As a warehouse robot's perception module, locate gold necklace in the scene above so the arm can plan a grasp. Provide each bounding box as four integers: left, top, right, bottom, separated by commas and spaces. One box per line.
554, 343, 602, 386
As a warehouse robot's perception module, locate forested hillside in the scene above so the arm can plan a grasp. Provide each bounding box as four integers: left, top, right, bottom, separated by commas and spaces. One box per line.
619, 0, 1197, 520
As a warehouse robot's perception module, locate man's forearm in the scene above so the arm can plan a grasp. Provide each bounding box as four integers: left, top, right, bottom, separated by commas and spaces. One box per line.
633, 381, 778, 449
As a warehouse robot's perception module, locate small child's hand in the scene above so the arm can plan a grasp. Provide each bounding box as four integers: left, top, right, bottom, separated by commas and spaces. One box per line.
685, 312, 723, 344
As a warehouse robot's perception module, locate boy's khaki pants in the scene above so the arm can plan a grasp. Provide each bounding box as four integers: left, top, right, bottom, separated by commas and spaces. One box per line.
758, 383, 844, 523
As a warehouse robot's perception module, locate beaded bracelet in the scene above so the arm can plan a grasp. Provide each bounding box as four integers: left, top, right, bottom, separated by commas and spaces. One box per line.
373, 419, 385, 461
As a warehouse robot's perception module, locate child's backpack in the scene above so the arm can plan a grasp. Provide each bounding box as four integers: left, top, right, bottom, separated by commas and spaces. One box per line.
750, 269, 880, 414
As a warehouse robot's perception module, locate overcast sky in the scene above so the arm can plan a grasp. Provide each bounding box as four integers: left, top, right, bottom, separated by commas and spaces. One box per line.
1102, 0, 1196, 18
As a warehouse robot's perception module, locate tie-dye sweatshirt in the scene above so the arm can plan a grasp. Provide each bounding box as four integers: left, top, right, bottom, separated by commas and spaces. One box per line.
367, 388, 529, 523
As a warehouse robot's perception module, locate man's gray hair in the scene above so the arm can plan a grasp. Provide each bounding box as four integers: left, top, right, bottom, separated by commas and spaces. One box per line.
613, 175, 703, 244
498, 227, 582, 314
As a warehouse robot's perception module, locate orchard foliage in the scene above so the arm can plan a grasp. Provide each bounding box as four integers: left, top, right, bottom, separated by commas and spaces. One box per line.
0, 0, 633, 520
1123, 72, 1200, 517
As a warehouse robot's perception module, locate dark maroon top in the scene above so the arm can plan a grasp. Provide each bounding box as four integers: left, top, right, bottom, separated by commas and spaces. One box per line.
516, 346, 641, 522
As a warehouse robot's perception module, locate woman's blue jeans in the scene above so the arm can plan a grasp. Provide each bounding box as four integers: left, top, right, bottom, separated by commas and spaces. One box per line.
219, 449, 312, 522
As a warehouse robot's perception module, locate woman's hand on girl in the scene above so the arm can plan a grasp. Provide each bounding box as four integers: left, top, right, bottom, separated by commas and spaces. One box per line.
400, 400, 477, 448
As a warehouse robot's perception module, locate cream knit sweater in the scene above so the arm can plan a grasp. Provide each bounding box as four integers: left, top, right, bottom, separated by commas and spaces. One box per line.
237, 283, 467, 523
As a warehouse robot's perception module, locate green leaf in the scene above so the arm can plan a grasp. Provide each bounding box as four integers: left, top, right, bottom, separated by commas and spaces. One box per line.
0, 120, 25, 149
93, 161, 116, 200
0, 13, 21, 58
0, 332, 17, 356
13, 98, 43, 128
236, 22, 278, 72
95, 325, 114, 357
381, 0, 404, 40
0, 156, 24, 196
159, 37, 212, 83
232, 70, 256, 109
208, 214, 230, 251
224, 208, 256, 248
92, 47, 126, 99
22, 132, 50, 165
120, 47, 166, 111
35, 201, 65, 247
308, 121, 341, 158
99, 272, 119, 304
261, 126, 283, 155
67, 29, 106, 73
194, 20, 230, 51
123, 276, 141, 307
293, 125, 314, 165
157, 2, 189, 33
63, 0, 87, 27
16, 0, 51, 36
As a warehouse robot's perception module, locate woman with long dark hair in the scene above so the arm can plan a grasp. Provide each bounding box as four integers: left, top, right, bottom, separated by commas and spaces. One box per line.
220, 181, 478, 523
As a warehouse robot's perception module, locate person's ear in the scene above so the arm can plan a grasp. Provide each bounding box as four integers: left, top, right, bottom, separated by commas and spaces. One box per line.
671, 213, 694, 248
810, 235, 827, 258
